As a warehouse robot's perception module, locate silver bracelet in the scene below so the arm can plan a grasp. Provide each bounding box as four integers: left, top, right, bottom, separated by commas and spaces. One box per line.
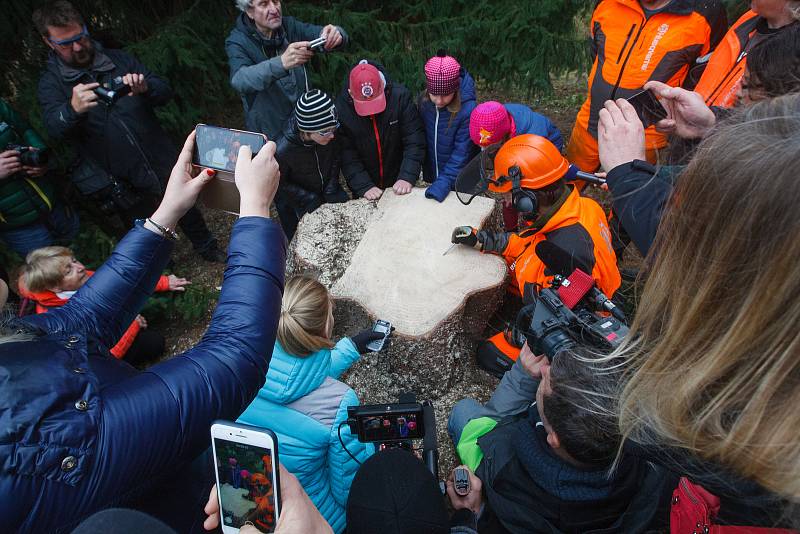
145, 218, 179, 240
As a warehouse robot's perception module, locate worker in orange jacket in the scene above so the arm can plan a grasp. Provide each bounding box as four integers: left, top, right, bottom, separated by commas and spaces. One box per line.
694, 2, 799, 108
451, 135, 621, 375
567, 0, 727, 172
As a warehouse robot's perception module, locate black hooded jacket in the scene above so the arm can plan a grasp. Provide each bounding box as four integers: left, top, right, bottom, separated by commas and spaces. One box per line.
274, 117, 347, 213
37, 44, 175, 195
335, 62, 426, 197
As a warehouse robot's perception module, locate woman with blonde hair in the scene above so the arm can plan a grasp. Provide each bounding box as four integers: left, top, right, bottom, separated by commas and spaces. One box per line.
236, 275, 382, 534
602, 93, 800, 528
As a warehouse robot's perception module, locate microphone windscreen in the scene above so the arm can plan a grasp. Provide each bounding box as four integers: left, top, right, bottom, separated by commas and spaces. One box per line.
558, 268, 595, 309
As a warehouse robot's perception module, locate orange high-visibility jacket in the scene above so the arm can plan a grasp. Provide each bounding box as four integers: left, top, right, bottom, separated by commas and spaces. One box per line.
478, 187, 621, 299
694, 10, 762, 108
576, 0, 726, 147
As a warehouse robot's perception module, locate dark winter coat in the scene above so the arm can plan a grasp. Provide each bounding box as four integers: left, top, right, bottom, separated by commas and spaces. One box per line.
275, 117, 347, 214
225, 13, 348, 140
37, 44, 175, 195
419, 69, 479, 202
0, 98, 55, 229
335, 62, 426, 197
0, 217, 285, 533
475, 408, 674, 533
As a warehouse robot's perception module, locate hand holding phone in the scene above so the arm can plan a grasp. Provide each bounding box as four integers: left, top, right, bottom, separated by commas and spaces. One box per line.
366, 320, 392, 352
626, 89, 668, 128
211, 422, 281, 533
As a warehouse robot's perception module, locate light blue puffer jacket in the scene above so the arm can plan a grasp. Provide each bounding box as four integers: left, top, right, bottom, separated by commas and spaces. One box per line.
237, 338, 374, 533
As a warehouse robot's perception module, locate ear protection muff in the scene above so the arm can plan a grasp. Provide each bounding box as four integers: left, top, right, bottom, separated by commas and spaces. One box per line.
506, 165, 539, 216
513, 189, 538, 215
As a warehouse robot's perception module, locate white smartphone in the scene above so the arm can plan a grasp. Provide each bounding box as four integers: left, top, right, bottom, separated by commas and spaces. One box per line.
211, 421, 281, 533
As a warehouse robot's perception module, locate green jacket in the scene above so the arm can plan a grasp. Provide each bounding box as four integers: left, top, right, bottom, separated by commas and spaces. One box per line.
0, 99, 54, 229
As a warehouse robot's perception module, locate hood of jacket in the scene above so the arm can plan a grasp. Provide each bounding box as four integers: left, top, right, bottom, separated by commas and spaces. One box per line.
234, 11, 286, 51
259, 341, 335, 404
45, 42, 116, 83
458, 68, 477, 106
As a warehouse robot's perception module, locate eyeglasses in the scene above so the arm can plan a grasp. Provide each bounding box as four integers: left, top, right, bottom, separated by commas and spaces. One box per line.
314, 122, 339, 137
48, 25, 89, 48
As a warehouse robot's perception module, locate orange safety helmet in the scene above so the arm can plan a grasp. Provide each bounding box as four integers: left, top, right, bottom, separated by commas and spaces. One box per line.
489, 134, 569, 193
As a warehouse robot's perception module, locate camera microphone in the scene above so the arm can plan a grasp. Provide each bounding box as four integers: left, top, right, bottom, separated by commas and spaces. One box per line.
558, 268, 595, 309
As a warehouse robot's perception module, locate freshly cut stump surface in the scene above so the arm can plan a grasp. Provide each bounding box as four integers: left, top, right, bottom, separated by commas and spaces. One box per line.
288, 189, 507, 477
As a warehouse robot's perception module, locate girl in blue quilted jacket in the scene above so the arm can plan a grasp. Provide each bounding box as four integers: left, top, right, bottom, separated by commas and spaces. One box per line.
419, 51, 479, 202
237, 275, 380, 533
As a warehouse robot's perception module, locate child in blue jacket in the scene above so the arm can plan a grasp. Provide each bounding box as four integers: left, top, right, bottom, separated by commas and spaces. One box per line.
419, 52, 479, 202
237, 275, 381, 533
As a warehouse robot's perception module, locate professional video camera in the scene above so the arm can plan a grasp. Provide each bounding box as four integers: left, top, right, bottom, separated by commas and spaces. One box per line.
345, 393, 440, 483
515, 240, 629, 360
5, 144, 48, 167
94, 76, 131, 105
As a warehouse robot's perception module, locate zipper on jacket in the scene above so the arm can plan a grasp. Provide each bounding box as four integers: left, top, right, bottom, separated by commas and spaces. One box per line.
314, 147, 323, 190
371, 116, 384, 188
680, 478, 700, 505
434, 110, 440, 178
705, 51, 747, 105
611, 19, 646, 99
616, 24, 636, 64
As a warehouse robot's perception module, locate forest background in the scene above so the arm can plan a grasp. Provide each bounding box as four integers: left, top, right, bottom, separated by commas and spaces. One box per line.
0, 0, 749, 340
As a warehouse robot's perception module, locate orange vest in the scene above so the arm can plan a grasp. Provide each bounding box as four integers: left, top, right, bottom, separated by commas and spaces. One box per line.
499, 188, 621, 299
694, 10, 761, 108
577, 0, 724, 147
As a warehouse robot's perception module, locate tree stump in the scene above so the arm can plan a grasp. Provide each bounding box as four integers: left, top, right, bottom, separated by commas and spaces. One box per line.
287, 189, 506, 475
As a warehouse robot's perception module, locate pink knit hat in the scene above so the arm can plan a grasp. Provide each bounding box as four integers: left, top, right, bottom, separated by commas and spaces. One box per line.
424, 51, 461, 96
469, 101, 511, 147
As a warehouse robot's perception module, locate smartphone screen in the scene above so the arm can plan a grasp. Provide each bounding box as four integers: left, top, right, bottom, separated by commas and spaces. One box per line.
626, 89, 667, 128
213, 436, 278, 533
357, 410, 424, 441
366, 320, 391, 352
194, 125, 267, 173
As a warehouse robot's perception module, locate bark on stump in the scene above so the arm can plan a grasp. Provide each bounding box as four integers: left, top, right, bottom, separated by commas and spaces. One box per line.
287, 189, 507, 475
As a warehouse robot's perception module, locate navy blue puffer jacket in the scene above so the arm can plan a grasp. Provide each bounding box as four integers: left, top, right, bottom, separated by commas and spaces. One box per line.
0, 217, 285, 533
420, 69, 479, 202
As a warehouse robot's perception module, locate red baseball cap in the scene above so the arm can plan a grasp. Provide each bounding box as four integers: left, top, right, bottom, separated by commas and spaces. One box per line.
349, 60, 387, 116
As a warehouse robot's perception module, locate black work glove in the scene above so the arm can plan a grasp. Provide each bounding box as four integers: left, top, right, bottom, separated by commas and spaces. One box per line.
451, 226, 478, 248
350, 329, 386, 353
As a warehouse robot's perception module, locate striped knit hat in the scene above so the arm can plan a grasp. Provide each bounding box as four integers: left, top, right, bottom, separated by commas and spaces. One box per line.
295, 89, 338, 132
424, 51, 461, 96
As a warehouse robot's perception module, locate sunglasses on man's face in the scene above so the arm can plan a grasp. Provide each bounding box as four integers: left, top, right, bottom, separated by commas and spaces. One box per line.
49, 25, 89, 48
314, 122, 339, 137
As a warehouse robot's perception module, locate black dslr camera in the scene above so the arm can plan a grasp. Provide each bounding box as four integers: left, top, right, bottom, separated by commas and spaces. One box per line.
346, 394, 440, 482
94, 76, 131, 105
515, 241, 629, 361
5, 144, 48, 167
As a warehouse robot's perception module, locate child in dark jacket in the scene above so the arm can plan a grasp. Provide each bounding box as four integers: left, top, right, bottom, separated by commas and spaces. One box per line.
418, 52, 479, 202
274, 90, 349, 241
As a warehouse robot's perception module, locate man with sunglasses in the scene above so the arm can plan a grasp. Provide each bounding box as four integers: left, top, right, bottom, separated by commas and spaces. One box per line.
33, 1, 224, 262
273, 89, 348, 240
450, 135, 620, 376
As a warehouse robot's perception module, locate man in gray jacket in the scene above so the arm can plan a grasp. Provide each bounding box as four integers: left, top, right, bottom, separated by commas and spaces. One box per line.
225, 0, 348, 140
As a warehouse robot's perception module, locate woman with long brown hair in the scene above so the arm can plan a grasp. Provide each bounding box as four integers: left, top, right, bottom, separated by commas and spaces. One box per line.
600, 93, 800, 527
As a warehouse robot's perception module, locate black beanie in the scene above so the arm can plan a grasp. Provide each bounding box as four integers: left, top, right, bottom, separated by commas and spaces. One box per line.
295, 89, 338, 132
346, 449, 449, 534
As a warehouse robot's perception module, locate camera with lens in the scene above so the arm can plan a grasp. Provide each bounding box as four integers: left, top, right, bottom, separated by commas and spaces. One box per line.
94, 76, 131, 105
514, 241, 629, 361
307, 36, 327, 53
346, 393, 440, 481
92, 177, 141, 215
515, 282, 628, 361
5, 144, 48, 167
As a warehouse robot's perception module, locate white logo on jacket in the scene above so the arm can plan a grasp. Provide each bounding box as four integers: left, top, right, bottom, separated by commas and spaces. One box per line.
641, 24, 670, 71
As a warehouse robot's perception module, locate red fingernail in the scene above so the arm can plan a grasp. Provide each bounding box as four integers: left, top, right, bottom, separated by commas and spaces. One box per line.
207, 169, 216, 177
